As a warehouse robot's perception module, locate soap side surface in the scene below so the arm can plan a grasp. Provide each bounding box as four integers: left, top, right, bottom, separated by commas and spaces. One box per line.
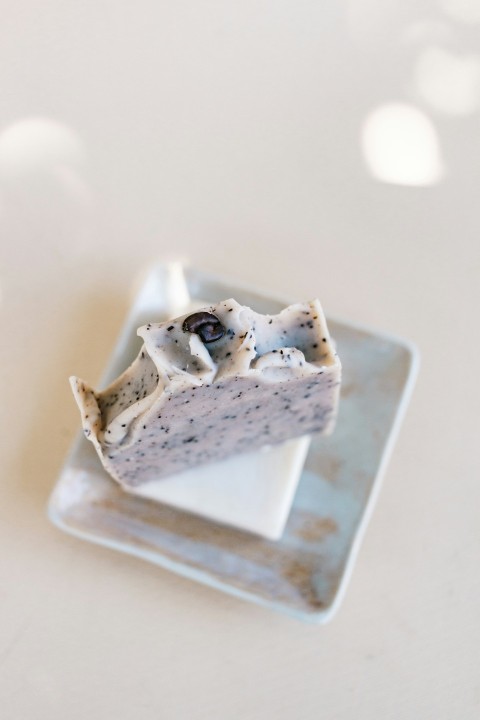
70, 298, 341, 487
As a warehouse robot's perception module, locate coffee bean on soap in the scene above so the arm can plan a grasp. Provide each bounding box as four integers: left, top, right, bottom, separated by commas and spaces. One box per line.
182, 312, 225, 343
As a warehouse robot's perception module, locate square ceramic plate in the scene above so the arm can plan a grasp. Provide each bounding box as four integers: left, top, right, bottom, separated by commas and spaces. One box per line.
48, 262, 419, 623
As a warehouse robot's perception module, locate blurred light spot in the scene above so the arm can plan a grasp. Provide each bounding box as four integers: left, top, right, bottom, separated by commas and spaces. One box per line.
441, 0, 480, 24
415, 47, 480, 115
0, 117, 91, 208
362, 103, 444, 186
0, 117, 84, 178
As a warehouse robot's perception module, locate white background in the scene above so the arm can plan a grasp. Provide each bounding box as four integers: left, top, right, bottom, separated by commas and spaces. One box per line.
0, 2, 479, 718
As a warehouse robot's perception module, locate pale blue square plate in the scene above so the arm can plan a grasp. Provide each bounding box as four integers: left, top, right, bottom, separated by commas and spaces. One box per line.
48, 263, 419, 623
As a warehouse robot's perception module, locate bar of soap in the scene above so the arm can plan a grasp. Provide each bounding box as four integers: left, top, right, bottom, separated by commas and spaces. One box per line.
128, 436, 311, 539
70, 298, 341, 488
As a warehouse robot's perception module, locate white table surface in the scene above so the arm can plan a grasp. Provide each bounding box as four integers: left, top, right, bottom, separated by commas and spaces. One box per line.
1, 2, 479, 718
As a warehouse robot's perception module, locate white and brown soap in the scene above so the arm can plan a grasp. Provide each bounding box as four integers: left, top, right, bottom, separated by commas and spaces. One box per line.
71, 299, 341, 488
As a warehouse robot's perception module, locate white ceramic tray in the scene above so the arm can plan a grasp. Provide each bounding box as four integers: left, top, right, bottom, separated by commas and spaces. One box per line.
48, 263, 419, 623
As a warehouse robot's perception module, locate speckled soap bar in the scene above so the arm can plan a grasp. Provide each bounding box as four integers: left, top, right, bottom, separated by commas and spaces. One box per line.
70, 299, 341, 488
